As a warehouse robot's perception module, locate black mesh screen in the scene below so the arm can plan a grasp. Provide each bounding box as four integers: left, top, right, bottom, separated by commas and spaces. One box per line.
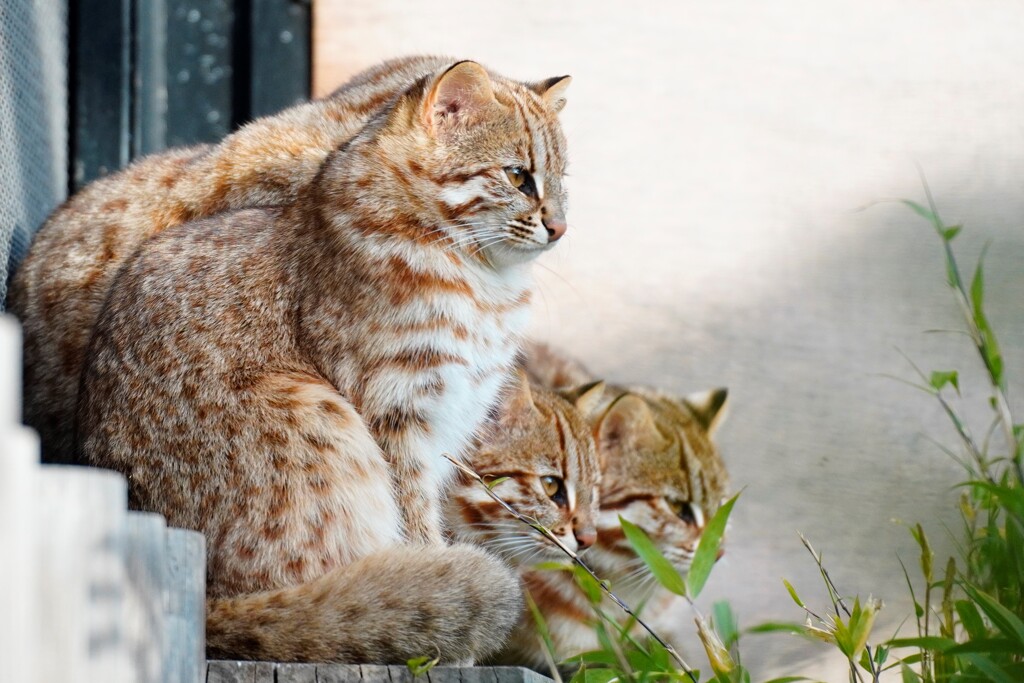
0, 1, 68, 309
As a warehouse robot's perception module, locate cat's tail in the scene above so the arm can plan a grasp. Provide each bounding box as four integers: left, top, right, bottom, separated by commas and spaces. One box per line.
205, 544, 523, 664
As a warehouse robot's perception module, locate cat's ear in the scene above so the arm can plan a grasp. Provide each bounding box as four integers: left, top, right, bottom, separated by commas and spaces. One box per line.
683, 388, 729, 436
423, 61, 498, 134
597, 394, 661, 451
559, 380, 606, 419
497, 368, 537, 427
531, 75, 572, 113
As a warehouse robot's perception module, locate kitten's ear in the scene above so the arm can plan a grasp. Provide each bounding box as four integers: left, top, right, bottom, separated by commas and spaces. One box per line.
597, 394, 661, 450
559, 380, 606, 419
683, 388, 729, 436
423, 61, 498, 134
498, 368, 537, 424
531, 75, 572, 113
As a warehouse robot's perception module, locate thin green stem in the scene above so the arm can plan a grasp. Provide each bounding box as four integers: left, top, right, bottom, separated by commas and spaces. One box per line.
918, 171, 1023, 484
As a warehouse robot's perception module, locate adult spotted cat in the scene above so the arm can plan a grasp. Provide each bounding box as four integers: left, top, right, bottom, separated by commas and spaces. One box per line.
77, 60, 572, 663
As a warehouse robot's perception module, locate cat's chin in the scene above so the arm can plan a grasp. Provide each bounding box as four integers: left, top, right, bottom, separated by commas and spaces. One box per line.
482, 240, 554, 268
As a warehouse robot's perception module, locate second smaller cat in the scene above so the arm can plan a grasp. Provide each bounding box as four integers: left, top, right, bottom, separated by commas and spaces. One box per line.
485, 343, 732, 669
447, 370, 605, 565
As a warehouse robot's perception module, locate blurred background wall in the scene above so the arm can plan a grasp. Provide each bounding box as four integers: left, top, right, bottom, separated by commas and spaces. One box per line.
314, 1, 1024, 678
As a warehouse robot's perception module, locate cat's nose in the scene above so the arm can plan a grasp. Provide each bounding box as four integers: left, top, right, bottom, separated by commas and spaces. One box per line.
574, 527, 597, 550
543, 216, 567, 242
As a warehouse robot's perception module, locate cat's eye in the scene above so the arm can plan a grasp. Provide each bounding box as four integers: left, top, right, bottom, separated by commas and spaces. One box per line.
669, 499, 697, 526
541, 475, 567, 506
504, 166, 538, 198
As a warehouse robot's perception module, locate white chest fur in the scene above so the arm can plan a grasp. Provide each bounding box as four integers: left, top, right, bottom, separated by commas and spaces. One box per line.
354, 242, 533, 492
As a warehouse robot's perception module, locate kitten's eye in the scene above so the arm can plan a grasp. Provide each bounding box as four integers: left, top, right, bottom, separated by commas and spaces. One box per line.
504, 167, 537, 197
541, 475, 567, 506
668, 499, 697, 526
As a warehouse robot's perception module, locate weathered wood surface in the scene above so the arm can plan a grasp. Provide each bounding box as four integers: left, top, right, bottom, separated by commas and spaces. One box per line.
0, 415, 38, 682
167, 527, 207, 683
207, 663, 553, 683
126, 512, 169, 683
37, 465, 131, 682
0, 317, 36, 682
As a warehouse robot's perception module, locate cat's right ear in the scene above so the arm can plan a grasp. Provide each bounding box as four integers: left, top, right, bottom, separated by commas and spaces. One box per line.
560, 380, 606, 419
423, 61, 499, 136
596, 394, 663, 452
530, 75, 572, 113
683, 388, 729, 436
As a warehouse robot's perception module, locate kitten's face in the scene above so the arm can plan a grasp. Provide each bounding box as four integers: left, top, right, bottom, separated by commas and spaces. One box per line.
367, 62, 571, 267
448, 376, 601, 564
584, 388, 730, 588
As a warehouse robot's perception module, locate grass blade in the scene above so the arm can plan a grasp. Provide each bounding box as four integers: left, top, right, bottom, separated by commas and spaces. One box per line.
620, 516, 687, 597
687, 493, 740, 599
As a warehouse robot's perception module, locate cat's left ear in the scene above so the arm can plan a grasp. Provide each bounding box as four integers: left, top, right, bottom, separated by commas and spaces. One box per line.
682, 388, 729, 436
559, 380, 606, 419
424, 61, 499, 135
531, 75, 572, 113
497, 368, 539, 427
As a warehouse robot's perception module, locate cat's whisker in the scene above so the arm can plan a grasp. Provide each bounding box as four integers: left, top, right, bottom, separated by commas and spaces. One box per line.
442, 231, 506, 254
438, 231, 503, 254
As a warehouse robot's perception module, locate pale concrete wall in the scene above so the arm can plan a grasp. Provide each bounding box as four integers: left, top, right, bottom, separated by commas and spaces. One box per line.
312, 1, 1024, 678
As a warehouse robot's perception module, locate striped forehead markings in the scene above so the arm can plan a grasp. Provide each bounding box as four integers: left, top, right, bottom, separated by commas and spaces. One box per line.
507, 93, 538, 175
521, 93, 559, 177
678, 424, 709, 505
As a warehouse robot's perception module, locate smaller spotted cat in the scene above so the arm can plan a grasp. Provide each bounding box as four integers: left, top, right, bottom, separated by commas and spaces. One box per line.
484, 342, 732, 668
447, 369, 605, 566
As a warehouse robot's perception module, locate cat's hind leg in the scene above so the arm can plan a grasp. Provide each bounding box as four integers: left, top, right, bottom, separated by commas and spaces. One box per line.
207, 370, 404, 597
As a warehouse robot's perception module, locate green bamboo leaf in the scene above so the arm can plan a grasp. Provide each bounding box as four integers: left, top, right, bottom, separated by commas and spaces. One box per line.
572, 565, 605, 605
485, 476, 510, 490
967, 481, 1024, 523
910, 523, 933, 583
943, 225, 962, 241
958, 653, 1018, 683
900, 662, 921, 683
955, 599, 987, 640
832, 615, 854, 657
745, 621, 806, 635
646, 636, 672, 671
946, 638, 1023, 654
857, 650, 872, 673
885, 636, 956, 651
848, 598, 880, 660
961, 584, 1024, 647
712, 601, 739, 649
406, 654, 439, 677
782, 579, 805, 609
524, 591, 558, 665
900, 199, 941, 232
581, 668, 621, 683
619, 516, 687, 597
564, 650, 621, 666
687, 493, 740, 599
970, 250, 1005, 389
928, 370, 960, 395
533, 561, 573, 572
763, 678, 810, 683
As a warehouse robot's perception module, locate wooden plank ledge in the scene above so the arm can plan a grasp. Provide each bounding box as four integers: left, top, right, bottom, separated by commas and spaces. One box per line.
206, 663, 554, 683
